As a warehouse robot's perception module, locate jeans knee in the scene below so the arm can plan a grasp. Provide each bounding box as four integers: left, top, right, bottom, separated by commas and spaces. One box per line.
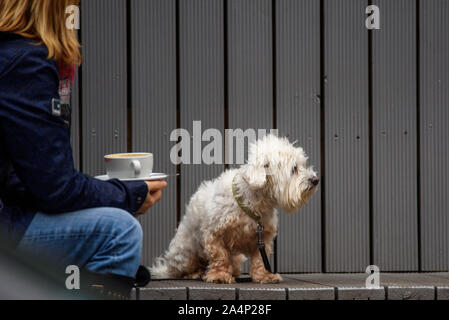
105, 208, 143, 248
127, 215, 143, 249
89, 208, 143, 276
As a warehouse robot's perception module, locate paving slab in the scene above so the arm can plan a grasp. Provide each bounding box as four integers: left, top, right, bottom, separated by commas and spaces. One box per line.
436, 287, 449, 300
337, 287, 385, 300
286, 273, 368, 288
288, 287, 335, 300
427, 273, 449, 284
380, 273, 449, 287
139, 287, 187, 300
277, 276, 335, 289
146, 279, 206, 288
238, 288, 286, 300
130, 288, 137, 300
235, 277, 327, 289
387, 286, 435, 300
189, 287, 236, 300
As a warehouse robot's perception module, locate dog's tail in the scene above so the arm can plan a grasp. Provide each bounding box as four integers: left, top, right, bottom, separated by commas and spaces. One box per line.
149, 256, 171, 279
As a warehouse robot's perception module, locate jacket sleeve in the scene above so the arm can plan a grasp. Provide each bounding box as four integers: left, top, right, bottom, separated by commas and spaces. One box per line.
0, 45, 148, 214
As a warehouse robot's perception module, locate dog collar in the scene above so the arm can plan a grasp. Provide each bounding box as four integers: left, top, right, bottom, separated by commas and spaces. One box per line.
232, 176, 261, 222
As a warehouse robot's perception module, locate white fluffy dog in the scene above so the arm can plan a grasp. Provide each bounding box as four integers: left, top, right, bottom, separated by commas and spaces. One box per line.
151, 134, 319, 283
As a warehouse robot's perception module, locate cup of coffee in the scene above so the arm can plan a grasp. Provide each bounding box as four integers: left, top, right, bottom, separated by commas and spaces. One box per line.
104, 153, 153, 179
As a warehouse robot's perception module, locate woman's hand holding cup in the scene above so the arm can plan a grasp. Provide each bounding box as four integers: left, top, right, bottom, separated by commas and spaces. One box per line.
136, 180, 167, 214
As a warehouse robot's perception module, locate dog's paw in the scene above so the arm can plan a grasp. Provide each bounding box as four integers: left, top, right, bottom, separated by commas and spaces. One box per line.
203, 270, 235, 284
252, 273, 283, 284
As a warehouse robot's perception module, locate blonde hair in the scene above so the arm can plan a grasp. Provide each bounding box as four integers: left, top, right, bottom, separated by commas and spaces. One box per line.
0, 0, 81, 66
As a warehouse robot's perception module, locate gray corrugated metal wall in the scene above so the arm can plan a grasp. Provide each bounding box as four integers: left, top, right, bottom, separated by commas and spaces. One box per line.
179, 0, 225, 219
420, 0, 449, 271
81, 0, 128, 175
71, 0, 449, 273
276, 0, 322, 272
372, 0, 418, 271
324, 0, 370, 272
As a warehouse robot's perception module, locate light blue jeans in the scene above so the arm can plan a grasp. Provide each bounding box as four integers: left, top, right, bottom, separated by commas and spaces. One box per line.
16, 207, 143, 278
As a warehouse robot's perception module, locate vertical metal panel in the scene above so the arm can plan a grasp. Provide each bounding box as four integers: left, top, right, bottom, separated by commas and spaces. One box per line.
228, 0, 273, 143
179, 0, 225, 217
372, 0, 418, 271
420, 0, 449, 271
227, 0, 273, 273
81, 0, 128, 176
324, 0, 370, 272
276, 0, 322, 272
131, 0, 177, 267
70, 70, 80, 171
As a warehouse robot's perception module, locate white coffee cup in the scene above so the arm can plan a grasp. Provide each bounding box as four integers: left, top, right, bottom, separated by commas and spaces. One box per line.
104, 153, 153, 179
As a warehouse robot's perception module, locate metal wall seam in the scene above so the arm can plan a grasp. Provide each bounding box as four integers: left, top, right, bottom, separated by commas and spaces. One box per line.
420, 0, 449, 271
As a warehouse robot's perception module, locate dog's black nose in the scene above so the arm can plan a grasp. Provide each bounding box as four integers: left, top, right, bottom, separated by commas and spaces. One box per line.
310, 177, 320, 186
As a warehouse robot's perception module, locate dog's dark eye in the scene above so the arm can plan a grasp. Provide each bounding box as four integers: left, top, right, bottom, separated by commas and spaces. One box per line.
292, 165, 298, 175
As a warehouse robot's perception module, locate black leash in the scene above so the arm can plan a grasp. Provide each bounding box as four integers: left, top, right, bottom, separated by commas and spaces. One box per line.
232, 176, 273, 274
256, 222, 272, 273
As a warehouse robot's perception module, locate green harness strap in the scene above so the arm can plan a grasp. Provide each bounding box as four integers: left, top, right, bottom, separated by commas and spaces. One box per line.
232, 176, 261, 222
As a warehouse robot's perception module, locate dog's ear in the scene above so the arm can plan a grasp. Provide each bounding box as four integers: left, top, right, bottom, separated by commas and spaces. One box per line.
242, 163, 267, 189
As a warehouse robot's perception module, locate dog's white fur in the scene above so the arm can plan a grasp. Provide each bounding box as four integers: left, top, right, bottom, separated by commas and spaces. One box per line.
151, 134, 318, 283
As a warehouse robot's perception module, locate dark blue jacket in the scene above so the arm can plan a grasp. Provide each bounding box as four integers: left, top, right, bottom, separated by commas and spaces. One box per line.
0, 32, 148, 245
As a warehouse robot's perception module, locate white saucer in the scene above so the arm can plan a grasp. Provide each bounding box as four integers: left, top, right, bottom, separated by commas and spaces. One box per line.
95, 173, 168, 182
